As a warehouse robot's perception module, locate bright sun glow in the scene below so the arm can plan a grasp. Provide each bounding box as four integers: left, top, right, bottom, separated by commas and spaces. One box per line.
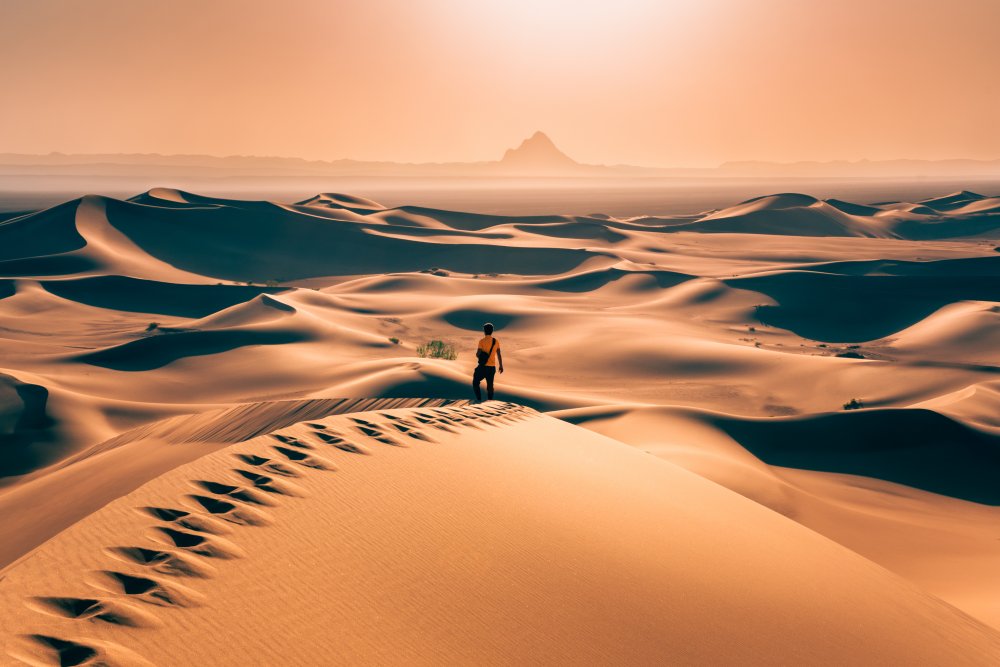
439, 0, 707, 79
449, 0, 703, 46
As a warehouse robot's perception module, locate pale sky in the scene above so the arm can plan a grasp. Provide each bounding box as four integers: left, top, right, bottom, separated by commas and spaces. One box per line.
1, 0, 998, 167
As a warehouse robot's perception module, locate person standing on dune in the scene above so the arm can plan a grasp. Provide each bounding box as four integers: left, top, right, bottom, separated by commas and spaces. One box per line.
473, 322, 504, 402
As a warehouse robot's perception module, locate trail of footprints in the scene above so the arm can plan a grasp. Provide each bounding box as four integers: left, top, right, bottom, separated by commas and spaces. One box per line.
13, 402, 535, 666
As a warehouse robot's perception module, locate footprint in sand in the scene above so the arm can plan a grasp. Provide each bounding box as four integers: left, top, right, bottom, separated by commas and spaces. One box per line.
387, 421, 414, 433
270, 433, 314, 449
87, 570, 205, 609
10, 634, 155, 667
353, 425, 406, 447
139, 506, 232, 535
380, 414, 422, 429
349, 420, 377, 432
312, 425, 349, 440
192, 480, 275, 506
379, 418, 436, 441
450, 411, 486, 429
186, 494, 273, 527
422, 414, 460, 432
271, 444, 338, 469
311, 433, 371, 455
26, 596, 161, 629
235, 453, 301, 478
149, 526, 246, 560
231, 468, 307, 497
105, 545, 216, 578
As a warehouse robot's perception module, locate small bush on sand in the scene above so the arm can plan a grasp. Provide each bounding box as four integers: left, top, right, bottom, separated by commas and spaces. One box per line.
417, 340, 456, 360
389, 337, 400, 345
843, 398, 864, 410
145, 322, 160, 332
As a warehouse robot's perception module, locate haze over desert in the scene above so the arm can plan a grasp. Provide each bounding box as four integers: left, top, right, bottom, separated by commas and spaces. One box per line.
2, 1, 1000, 665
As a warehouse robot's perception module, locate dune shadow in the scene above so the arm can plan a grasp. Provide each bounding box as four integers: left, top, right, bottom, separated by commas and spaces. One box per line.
42, 276, 287, 317
103, 198, 601, 279
713, 409, 1000, 505
0, 375, 61, 478
538, 267, 692, 293
443, 310, 516, 331
0, 254, 100, 277
730, 272, 1000, 342
0, 200, 86, 261
75, 329, 311, 371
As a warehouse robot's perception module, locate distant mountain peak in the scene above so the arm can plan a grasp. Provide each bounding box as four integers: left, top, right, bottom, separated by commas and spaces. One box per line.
501, 131, 578, 168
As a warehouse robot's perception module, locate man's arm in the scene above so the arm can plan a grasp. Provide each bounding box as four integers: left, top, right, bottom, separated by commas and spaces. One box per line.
497, 347, 504, 373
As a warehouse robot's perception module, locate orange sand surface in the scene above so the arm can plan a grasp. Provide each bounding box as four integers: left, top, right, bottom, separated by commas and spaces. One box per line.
2, 188, 999, 664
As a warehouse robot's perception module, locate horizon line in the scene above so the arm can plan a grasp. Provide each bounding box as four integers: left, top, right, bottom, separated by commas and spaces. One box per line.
4, 149, 1000, 171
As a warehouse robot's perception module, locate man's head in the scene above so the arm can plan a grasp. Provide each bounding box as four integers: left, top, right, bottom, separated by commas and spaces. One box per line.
483, 322, 494, 335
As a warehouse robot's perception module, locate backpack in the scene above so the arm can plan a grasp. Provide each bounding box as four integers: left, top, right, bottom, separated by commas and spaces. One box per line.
476, 338, 497, 367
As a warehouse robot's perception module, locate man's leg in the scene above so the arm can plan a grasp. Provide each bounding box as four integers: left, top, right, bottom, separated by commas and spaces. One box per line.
485, 366, 496, 401
472, 366, 483, 402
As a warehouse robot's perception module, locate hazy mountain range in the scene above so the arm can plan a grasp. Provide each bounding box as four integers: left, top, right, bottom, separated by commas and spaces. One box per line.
3, 131, 1000, 180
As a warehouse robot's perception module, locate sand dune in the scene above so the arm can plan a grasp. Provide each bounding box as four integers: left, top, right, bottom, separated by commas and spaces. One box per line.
891, 300, 1000, 356
40, 276, 286, 317
294, 192, 387, 213
555, 403, 1000, 629
0, 398, 465, 569
726, 265, 1000, 342
3, 404, 999, 665
631, 190, 1000, 239
3, 187, 1000, 663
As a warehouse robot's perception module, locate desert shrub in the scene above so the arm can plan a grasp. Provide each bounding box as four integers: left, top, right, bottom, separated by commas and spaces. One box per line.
843, 398, 864, 410
389, 337, 400, 345
417, 340, 456, 360
145, 322, 160, 332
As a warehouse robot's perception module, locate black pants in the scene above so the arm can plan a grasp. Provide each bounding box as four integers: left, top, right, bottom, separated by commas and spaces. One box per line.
472, 365, 496, 401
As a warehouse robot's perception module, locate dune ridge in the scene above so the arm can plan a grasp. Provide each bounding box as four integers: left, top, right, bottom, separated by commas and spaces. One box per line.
0, 398, 466, 571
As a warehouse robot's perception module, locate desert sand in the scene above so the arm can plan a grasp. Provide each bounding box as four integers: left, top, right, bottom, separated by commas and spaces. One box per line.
2, 187, 1000, 664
